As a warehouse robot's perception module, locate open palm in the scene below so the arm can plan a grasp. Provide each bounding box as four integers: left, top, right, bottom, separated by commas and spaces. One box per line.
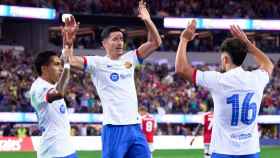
181, 20, 197, 41
62, 15, 79, 47
138, 0, 151, 21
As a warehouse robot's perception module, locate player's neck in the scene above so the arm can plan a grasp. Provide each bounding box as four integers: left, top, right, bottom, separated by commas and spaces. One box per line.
106, 51, 122, 60
40, 74, 55, 84
225, 64, 239, 72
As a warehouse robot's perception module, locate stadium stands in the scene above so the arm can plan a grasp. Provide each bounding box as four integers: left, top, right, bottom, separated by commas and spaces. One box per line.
2, 0, 279, 19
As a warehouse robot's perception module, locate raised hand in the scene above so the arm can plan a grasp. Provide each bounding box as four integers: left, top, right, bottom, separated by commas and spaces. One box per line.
230, 25, 250, 45
180, 19, 198, 41
61, 15, 79, 48
138, 0, 151, 21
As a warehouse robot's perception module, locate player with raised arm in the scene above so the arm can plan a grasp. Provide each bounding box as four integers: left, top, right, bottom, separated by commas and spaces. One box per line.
139, 106, 157, 156
30, 48, 78, 158
175, 20, 273, 158
61, 0, 161, 158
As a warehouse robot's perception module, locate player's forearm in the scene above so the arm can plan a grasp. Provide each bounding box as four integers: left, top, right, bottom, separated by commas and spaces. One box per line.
63, 48, 85, 70
69, 55, 84, 70
55, 64, 70, 95
143, 19, 162, 48
175, 38, 193, 82
192, 124, 202, 137
246, 42, 274, 76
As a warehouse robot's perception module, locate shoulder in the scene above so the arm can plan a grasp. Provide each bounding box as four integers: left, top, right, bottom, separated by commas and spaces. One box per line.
30, 78, 44, 91
121, 50, 136, 59
30, 78, 52, 94
197, 70, 222, 77
246, 68, 270, 84
85, 55, 106, 62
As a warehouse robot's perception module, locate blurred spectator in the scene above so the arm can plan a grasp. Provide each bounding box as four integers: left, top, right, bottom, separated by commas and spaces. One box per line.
2, 0, 280, 19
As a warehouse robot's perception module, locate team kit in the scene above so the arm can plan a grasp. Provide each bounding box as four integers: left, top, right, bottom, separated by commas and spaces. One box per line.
30, 2, 274, 158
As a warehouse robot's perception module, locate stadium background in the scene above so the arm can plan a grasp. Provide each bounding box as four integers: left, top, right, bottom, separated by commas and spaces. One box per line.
0, 0, 279, 157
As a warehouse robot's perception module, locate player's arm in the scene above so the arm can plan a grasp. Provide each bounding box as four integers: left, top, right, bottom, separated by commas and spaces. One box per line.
62, 15, 85, 70
136, 0, 162, 59
63, 47, 84, 71
190, 124, 203, 145
230, 25, 274, 77
175, 20, 198, 83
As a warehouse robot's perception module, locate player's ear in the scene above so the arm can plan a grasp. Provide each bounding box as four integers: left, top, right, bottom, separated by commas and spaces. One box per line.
223, 53, 231, 65
102, 39, 107, 48
41, 65, 48, 74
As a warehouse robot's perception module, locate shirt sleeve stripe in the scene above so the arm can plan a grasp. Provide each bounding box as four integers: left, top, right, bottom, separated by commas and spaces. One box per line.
192, 69, 197, 85
83, 56, 88, 71
45, 88, 54, 103
136, 49, 144, 64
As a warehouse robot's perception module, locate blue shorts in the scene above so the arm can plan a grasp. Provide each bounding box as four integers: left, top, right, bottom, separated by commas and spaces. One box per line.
102, 124, 151, 158
211, 153, 260, 158
56, 152, 79, 158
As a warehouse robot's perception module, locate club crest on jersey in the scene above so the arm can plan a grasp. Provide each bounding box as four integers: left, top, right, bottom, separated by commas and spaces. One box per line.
110, 72, 119, 82
124, 61, 132, 69
59, 104, 66, 114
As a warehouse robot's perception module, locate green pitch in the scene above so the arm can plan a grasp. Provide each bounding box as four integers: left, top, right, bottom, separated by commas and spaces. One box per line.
0, 147, 279, 158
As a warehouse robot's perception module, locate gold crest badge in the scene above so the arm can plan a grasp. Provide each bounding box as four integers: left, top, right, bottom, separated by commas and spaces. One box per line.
124, 61, 132, 69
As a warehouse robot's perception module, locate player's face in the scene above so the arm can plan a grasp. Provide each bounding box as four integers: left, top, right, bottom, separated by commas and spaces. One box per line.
44, 56, 63, 84
103, 31, 124, 58
139, 110, 144, 116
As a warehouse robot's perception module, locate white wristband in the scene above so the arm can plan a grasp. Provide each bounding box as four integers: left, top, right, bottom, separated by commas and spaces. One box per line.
62, 14, 72, 23
64, 63, 70, 69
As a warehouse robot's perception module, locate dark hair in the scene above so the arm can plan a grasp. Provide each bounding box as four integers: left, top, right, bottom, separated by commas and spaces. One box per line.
100, 26, 126, 41
34, 50, 57, 76
220, 38, 248, 66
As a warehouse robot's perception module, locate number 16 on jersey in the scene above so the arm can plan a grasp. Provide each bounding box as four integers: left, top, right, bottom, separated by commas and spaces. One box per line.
227, 92, 257, 126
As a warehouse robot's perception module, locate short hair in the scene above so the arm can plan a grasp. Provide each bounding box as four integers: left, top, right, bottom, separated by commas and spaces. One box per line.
139, 106, 148, 113
34, 50, 57, 76
100, 26, 126, 41
220, 38, 248, 66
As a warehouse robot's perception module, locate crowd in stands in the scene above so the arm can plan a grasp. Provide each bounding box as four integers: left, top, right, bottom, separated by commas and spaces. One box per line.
0, 48, 280, 138
1, 0, 280, 19
1, 0, 280, 52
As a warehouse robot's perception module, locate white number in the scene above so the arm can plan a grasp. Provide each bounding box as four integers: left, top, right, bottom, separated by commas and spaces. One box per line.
145, 121, 153, 132
207, 117, 213, 130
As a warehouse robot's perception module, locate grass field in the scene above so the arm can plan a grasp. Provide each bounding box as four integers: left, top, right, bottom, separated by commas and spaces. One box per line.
0, 147, 279, 158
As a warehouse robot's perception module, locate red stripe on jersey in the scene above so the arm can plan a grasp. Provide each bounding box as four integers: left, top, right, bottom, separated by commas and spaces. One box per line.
192, 69, 197, 85
83, 56, 88, 70
136, 49, 144, 64
45, 88, 55, 103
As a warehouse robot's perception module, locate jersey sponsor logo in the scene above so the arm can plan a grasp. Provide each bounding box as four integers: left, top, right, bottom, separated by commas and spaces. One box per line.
59, 104, 66, 114
110, 73, 119, 82
230, 133, 252, 140
107, 65, 112, 68
39, 126, 45, 132
124, 61, 132, 69
120, 74, 132, 79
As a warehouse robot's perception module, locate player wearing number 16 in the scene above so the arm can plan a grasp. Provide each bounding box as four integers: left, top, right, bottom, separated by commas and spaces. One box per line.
175, 20, 274, 158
